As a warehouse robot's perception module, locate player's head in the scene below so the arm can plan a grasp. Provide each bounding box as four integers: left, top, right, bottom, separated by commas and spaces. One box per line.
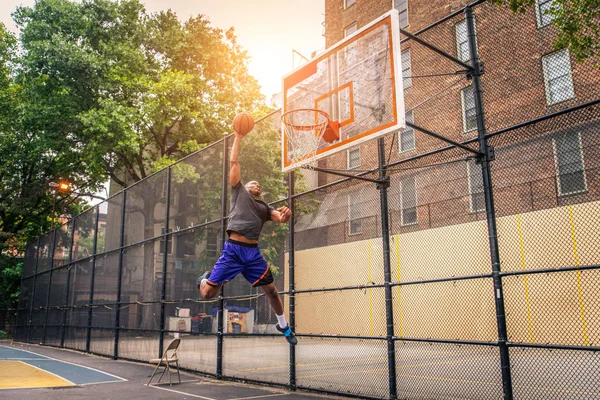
245, 181, 261, 198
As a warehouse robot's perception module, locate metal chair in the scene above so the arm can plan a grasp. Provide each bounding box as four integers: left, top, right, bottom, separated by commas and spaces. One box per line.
147, 338, 181, 386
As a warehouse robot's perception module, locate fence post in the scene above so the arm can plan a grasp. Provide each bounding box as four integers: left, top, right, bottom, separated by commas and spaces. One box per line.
114, 191, 127, 359
159, 167, 172, 358
60, 221, 76, 347
377, 138, 397, 400
86, 206, 101, 353
465, 7, 513, 400
288, 171, 296, 390
27, 237, 41, 343
42, 229, 58, 344
217, 135, 229, 378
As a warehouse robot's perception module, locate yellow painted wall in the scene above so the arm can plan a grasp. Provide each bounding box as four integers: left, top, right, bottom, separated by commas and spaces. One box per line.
287, 201, 600, 346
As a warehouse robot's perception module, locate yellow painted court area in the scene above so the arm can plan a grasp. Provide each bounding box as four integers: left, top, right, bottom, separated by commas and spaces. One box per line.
0, 360, 73, 389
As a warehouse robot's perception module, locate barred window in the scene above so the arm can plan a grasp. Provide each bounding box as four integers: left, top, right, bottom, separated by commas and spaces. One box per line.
402, 49, 412, 89
394, 0, 409, 28
553, 132, 587, 196
536, 0, 557, 27
467, 160, 485, 213
455, 19, 476, 62
348, 148, 360, 169
400, 176, 417, 226
398, 110, 414, 153
461, 86, 477, 132
344, 23, 358, 65
345, 0, 356, 8
348, 189, 363, 235
542, 49, 574, 105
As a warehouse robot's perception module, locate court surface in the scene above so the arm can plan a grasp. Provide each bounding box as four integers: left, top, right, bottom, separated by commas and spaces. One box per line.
0, 341, 347, 400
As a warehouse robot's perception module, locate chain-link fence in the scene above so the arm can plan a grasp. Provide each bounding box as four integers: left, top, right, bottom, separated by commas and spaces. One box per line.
14, 2, 600, 399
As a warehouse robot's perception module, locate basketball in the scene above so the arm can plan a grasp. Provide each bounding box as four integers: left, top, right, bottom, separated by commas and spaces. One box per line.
232, 112, 255, 136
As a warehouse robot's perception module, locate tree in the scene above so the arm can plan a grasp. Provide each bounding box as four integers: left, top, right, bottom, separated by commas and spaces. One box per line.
5, 0, 265, 328
490, 0, 600, 64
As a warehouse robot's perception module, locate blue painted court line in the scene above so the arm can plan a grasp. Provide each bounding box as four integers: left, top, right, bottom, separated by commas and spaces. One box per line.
0, 346, 127, 386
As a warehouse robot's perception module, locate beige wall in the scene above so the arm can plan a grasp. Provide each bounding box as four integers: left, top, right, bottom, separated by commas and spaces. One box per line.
288, 200, 600, 346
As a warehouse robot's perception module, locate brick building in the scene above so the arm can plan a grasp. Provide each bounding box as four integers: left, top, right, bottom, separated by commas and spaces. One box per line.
295, 0, 600, 247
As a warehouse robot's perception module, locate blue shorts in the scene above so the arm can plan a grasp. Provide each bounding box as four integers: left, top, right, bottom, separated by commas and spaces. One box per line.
206, 239, 273, 287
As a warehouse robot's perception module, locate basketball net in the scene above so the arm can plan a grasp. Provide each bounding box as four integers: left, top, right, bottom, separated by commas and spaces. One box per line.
282, 109, 332, 170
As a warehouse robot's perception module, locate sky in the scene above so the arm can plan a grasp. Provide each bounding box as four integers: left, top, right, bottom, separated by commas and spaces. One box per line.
0, 0, 325, 100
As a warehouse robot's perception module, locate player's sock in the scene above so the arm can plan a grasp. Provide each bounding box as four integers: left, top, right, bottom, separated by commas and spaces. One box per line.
276, 314, 287, 328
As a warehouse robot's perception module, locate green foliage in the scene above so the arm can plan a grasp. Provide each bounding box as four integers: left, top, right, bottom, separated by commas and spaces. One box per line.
0, 256, 22, 309
489, 0, 600, 64
0, 331, 8, 339
1, 0, 265, 254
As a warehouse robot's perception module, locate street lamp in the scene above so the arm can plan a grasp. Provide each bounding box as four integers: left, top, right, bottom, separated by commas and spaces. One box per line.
48, 181, 70, 231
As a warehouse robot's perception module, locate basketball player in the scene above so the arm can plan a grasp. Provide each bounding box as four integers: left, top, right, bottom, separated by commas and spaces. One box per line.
197, 130, 297, 345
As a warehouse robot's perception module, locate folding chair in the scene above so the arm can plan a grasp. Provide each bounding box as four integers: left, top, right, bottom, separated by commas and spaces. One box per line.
147, 338, 181, 386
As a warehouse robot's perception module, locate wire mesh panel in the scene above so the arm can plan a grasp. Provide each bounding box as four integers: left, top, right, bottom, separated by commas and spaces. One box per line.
36, 232, 54, 273
509, 347, 600, 399
393, 278, 497, 342
395, 341, 503, 400
45, 266, 68, 346
474, 4, 600, 134
117, 330, 161, 362
22, 242, 38, 278
119, 239, 163, 331
165, 225, 222, 302
296, 337, 389, 398
97, 194, 123, 253
123, 170, 167, 246
503, 270, 600, 347
71, 207, 97, 261
53, 222, 71, 269
92, 251, 119, 306
89, 328, 114, 356
295, 289, 387, 337
294, 180, 383, 290
222, 336, 289, 385
168, 145, 224, 231
176, 335, 217, 375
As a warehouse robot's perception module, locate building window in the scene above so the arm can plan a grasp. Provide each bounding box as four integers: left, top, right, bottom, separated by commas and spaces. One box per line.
542, 49, 575, 105
394, 0, 409, 28
345, 0, 356, 9
536, 0, 557, 27
455, 19, 477, 62
401, 49, 412, 89
461, 86, 477, 133
553, 132, 587, 196
348, 189, 363, 235
348, 147, 361, 169
398, 110, 414, 153
400, 176, 417, 225
345, 23, 358, 37
467, 160, 485, 213
205, 228, 218, 258
344, 23, 358, 65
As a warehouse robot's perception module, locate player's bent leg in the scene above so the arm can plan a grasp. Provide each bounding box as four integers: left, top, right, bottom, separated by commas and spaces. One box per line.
200, 281, 221, 299
261, 283, 297, 345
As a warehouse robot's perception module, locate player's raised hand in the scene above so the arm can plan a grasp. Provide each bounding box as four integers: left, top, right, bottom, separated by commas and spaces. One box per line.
277, 206, 291, 222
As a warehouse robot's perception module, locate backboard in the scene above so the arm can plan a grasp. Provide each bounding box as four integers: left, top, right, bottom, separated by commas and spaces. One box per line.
281, 9, 405, 172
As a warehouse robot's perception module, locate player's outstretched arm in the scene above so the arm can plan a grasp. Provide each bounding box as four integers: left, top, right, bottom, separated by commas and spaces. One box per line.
229, 132, 243, 187
271, 206, 292, 223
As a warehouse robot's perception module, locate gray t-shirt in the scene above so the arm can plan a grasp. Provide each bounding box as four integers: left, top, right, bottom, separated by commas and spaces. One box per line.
226, 182, 275, 240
